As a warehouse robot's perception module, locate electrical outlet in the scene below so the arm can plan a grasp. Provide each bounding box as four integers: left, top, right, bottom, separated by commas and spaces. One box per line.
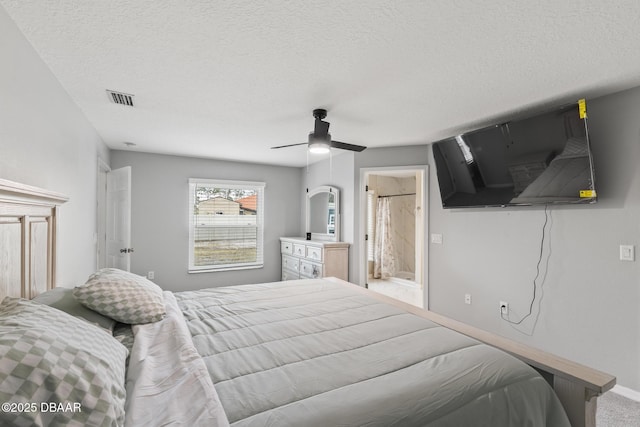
620, 245, 635, 261
500, 301, 509, 315
147, 271, 155, 280
464, 294, 472, 305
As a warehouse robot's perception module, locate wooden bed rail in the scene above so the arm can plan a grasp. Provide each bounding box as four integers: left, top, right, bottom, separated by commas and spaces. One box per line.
326, 277, 616, 427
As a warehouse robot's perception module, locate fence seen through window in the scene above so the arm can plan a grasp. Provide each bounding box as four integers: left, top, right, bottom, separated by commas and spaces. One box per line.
189, 180, 265, 271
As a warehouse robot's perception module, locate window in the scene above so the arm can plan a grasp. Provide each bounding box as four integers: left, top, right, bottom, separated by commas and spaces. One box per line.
189, 178, 265, 272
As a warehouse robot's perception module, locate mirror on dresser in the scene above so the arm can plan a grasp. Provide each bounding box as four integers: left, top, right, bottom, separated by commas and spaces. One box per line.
306, 185, 340, 241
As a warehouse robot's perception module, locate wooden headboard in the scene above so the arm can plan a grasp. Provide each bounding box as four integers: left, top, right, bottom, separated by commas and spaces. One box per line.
0, 179, 68, 301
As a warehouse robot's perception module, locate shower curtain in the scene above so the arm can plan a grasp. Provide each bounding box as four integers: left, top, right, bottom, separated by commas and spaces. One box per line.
373, 197, 396, 279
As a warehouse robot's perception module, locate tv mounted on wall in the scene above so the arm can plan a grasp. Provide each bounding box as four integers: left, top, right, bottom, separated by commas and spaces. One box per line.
432, 100, 596, 209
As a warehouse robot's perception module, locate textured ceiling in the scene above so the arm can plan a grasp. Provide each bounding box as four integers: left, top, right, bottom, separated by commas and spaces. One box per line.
3, 0, 640, 167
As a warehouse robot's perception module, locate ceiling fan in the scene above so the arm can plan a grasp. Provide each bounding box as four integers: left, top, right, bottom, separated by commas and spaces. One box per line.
271, 109, 367, 154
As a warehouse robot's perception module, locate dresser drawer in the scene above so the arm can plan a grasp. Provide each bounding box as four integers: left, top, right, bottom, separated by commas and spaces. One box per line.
282, 255, 299, 272
282, 269, 299, 281
280, 237, 349, 282
281, 241, 293, 255
293, 244, 306, 257
300, 260, 322, 279
306, 246, 322, 262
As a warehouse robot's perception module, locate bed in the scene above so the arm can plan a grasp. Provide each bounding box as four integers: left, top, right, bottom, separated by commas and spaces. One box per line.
174, 279, 572, 426
0, 178, 615, 427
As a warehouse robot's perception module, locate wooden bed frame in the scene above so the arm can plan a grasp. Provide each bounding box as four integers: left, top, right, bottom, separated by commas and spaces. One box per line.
0, 178, 614, 427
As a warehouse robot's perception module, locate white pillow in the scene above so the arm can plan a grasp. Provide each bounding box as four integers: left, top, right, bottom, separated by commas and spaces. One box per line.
73, 268, 166, 324
0, 297, 128, 426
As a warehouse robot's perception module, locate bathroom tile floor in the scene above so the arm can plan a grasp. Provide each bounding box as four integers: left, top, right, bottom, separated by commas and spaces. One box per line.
367, 278, 424, 308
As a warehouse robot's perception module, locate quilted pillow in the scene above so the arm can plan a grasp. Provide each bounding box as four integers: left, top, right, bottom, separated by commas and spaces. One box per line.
32, 287, 116, 332
0, 297, 128, 427
73, 268, 166, 324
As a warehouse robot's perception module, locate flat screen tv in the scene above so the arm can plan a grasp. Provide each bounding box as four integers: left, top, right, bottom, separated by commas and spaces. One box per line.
432, 101, 597, 208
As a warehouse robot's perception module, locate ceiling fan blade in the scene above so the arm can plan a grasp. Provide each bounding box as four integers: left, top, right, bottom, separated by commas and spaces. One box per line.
330, 140, 367, 152
270, 142, 308, 149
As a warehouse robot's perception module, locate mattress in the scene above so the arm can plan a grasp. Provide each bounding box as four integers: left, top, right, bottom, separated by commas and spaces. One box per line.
175, 278, 570, 426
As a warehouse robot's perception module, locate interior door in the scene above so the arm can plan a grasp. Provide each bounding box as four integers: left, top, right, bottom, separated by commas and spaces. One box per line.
106, 166, 132, 271
360, 166, 429, 309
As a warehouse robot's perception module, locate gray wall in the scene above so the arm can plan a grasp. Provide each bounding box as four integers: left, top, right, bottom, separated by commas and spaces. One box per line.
302, 151, 356, 249
429, 87, 640, 391
353, 146, 431, 283
110, 150, 302, 291
303, 147, 430, 283
304, 105, 639, 391
0, 6, 109, 286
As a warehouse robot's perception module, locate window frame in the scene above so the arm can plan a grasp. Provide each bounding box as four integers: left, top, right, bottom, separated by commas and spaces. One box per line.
188, 178, 265, 273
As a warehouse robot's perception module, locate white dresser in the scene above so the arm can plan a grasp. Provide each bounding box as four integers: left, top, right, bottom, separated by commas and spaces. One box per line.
280, 237, 349, 281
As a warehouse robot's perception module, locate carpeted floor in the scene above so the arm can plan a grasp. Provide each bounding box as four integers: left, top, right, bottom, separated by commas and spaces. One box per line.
596, 391, 640, 426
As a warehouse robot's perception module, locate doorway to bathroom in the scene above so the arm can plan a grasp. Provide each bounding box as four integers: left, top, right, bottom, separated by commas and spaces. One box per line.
360, 166, 428, 309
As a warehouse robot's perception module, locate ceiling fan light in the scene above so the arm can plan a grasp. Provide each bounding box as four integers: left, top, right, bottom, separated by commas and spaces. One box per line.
308, 132, 331, 154
309, 141, 330, 154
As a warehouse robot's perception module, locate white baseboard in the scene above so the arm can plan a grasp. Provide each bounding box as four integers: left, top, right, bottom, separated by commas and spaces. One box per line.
611, 385, 640, 402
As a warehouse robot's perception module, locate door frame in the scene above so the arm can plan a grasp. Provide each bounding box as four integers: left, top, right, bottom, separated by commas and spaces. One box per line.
96, 158, 110, 270
105, 166, 132, 271
358, 165, 429, 309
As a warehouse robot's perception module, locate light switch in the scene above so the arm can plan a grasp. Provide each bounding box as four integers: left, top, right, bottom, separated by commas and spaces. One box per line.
431, 234, 443, 244
620, 245, 635, 261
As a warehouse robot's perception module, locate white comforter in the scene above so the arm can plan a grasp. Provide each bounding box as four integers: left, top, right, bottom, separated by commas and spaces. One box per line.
122, 281, 569, 426
124, 291, 229, 427
175, 279, 570, 426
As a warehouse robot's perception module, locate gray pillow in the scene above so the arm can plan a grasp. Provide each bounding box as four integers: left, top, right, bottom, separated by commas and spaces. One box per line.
73, 268, 166, 324
0, 297, 128, 426
32, 287, 116, 332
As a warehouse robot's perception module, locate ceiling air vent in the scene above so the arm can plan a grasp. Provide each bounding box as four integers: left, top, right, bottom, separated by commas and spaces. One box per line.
106, 90, 135, 107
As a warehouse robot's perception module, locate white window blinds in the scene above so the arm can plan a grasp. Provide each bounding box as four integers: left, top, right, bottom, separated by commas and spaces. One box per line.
188, 178, 265, 272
